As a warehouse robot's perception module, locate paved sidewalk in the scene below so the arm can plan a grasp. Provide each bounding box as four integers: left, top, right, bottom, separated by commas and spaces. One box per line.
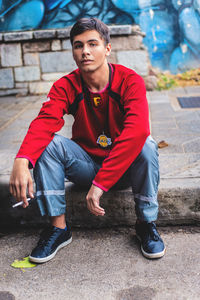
0, 226, 200, 300
0, 95, 73, 177
148, 86, 200, 183
0, 86, 200, 226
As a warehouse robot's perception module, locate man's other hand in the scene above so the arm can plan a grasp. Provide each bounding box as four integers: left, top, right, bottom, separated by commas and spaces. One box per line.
9, 158, 34, 208
86, 184, 105, 216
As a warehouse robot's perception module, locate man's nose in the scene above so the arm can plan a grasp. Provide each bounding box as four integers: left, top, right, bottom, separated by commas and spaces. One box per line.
82, 44, 90, 56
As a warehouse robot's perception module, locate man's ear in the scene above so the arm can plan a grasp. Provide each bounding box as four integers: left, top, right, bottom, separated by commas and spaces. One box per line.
105, 43, 111, 57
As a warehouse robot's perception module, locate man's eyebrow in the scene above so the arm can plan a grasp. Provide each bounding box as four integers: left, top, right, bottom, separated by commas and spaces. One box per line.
87, 39, 99, 42
73, 39, 99, 44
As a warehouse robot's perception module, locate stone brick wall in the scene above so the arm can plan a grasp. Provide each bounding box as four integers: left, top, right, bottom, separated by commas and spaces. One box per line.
0, 25, 156, 96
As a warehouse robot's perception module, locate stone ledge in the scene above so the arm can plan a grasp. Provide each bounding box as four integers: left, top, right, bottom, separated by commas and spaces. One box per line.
109, 25, 132, 35
56, 27, 72, 39
3, 31, 33, 41
0, 25, 139, 43
33, 29, 56, 39
0, 176, 199, 228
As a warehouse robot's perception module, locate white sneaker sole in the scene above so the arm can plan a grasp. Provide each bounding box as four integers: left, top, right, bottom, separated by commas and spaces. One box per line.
136, 234, 166, 259
141, 245, 166, 259
29, 236, 72, 263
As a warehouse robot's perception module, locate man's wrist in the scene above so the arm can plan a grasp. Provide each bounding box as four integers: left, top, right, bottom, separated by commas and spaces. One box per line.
15, 157, 29, 166
92, 180, 108, 192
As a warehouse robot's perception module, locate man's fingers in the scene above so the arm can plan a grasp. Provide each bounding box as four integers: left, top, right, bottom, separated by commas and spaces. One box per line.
10, 180, 29, 207
19, 181, 29, 207
21, 193, 29, 208
94, 205, 105, 214
92, 201, 105, 213
11, 184, 18, 199
88, 198, 104, 212
15, 182, 21, 201
12, 185, 17, 198
9, 180, 13, 195
87, 199, 105, 216
9, 158, 32, 208
9, 183, 15, 197
28, 177, 34, 198
86, 185, 105, 216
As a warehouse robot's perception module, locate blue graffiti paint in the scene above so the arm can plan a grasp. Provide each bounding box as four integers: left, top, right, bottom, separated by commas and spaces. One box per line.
139, 8, 177, 70
171, 0, 193, 11
111, 0, 166, 11
169, 0, 200, 73
170, 41, 200, 74
40, 0, 133, 29
0, 0, 45, 31
0, 0, 22, 18
194, 0, 200, 13
0, 0, 199, 73
179, 7, 200, 47
112, 1, 180, 70
44, 0, 71, 10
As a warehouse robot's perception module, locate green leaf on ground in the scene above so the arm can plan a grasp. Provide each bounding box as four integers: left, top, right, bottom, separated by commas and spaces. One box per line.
11, 257, 37, 269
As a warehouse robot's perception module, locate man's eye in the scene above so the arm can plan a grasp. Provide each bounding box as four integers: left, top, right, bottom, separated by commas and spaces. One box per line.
90, 43, 97, 47
74, 44, 82, 49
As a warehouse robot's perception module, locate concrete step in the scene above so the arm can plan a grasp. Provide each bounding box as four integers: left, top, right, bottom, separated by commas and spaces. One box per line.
1, 174, 199, 228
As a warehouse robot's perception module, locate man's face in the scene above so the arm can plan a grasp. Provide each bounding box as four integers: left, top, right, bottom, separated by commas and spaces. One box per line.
72, 30, 111, 73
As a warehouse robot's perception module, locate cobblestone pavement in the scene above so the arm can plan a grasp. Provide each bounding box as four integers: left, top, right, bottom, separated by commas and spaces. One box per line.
148, 86, 200, 181
0, 95, 73, 176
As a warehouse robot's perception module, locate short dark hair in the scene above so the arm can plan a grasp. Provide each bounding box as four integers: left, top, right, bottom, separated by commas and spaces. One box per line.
70, 18, 110, 45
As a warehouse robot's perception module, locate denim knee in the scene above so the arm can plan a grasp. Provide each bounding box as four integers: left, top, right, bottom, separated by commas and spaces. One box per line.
39, 134, 71, 165
130, 136, 160, 199
51, 134, 67, 147
140, 136, 160, 188
139, 136, 159, 168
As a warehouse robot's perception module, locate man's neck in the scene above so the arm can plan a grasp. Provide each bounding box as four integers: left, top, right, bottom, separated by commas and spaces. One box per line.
81, 63, 109, 93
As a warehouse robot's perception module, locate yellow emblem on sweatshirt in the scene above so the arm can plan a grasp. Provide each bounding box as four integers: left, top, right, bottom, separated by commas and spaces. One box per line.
97, 134, 112, 148
93, 96, 102, 107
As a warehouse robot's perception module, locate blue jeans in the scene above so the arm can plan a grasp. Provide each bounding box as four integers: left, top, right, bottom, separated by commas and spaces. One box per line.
33, 134, 160, 222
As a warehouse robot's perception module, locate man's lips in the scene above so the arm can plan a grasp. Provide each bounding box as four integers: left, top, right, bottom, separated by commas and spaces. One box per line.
81, 60, 93, 64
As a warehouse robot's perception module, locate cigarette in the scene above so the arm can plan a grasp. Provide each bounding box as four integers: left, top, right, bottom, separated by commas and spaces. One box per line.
12, 197, 32, 208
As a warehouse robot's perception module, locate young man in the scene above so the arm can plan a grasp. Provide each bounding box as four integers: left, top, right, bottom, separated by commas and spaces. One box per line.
9, 18, 165, 263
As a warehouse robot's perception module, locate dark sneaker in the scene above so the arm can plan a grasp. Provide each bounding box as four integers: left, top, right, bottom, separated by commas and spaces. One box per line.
29, 225, 72, 263
135, 221, 166, 259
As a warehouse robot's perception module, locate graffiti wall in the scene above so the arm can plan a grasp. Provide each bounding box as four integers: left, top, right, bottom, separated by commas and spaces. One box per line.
0, 0, 200, 74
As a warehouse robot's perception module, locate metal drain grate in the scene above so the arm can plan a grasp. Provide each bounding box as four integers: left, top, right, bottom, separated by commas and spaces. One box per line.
177, 96, 200, 108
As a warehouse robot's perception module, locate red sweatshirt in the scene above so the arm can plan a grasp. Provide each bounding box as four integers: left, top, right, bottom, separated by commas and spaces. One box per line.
16, 64, 150, 191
